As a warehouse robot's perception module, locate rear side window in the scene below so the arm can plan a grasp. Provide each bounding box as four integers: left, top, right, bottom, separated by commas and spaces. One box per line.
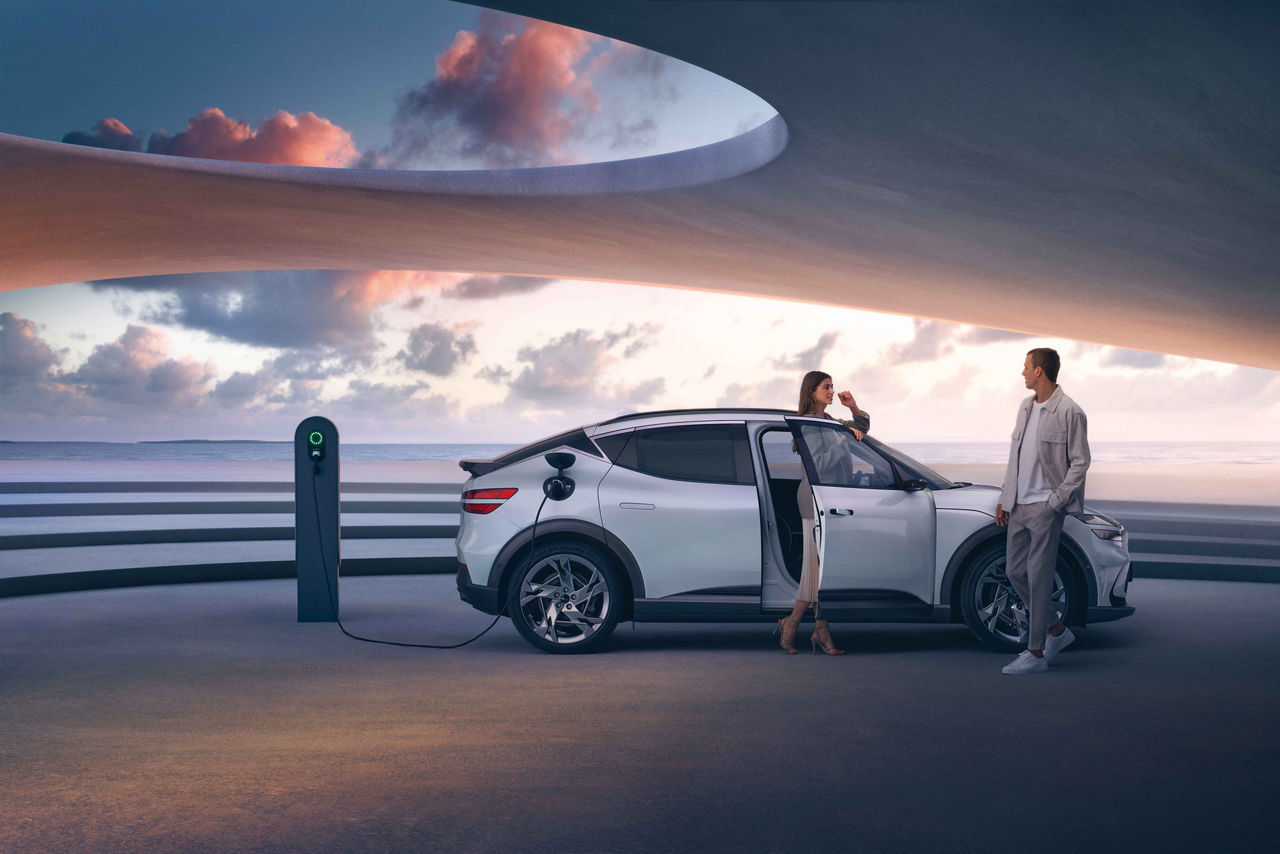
610, 424, 754, 485
594, 432, 633, 463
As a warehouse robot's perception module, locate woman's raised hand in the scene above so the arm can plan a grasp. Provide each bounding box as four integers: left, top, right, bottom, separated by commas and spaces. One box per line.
838, 391, 863, 439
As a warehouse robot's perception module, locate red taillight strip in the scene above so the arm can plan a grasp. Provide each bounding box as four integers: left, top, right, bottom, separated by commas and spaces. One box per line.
465, 488, 518, 500
462, 488, 517, 514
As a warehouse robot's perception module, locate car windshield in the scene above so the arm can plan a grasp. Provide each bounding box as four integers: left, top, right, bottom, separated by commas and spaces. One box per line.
861, 436, 959, 490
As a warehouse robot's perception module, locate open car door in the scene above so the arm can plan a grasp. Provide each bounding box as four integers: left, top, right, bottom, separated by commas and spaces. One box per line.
784, 417, 936, 607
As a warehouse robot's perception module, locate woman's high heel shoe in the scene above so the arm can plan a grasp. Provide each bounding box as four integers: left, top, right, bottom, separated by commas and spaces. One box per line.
810, 619, 846, 655
774, 616, 800, 655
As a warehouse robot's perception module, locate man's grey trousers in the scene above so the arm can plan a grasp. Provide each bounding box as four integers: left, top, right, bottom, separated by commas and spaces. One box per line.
1006, 500, 1065, 650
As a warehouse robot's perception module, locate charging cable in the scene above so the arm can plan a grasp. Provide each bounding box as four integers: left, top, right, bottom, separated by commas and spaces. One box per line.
309, 463, 529, 649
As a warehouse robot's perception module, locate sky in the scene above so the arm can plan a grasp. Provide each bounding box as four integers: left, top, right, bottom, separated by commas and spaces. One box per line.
1, 0, 1278, 446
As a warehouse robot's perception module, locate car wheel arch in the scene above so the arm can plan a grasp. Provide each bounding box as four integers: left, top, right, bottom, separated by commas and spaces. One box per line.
492, 520, 642, 619
942, 523, 1095, 624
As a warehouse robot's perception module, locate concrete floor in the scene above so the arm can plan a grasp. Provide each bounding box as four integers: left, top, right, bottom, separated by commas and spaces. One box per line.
2, 576, 1277, 853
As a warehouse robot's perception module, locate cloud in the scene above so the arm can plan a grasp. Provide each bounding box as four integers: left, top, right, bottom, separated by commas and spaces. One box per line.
65, 324, 214, 406
210, 366, 281, 405
506, 325, 663, 405
772, 332, 840, 370
0, 314, 477, 438
583, 41, 682, 151
609, 322, 661, 358
0, 312, 64, 383
92, 270, 440, 355
365, 11, 681, 169
441, 275, 558, 300
268, 348, 360, 380
64, 108, 358, 167
623, 377, 665, 405
476, 365, 513, 383
928, 367, 977, 400
333, 378, 432, 408
396, 323, 477, 376
884, 320, 955, 365
1100, 347, 1168, 369
61, 118, 143, 152
63, 16, 685, 175
272, 378, 324, 405
1078, 365, 1279, 415
717, 375, 796, 410
364, 12, 599, 169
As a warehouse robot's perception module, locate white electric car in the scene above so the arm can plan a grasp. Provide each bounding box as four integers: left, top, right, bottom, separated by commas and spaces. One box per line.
455, 409, 1134, 654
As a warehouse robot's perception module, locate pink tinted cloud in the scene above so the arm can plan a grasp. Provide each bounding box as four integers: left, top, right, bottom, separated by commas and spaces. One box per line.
61, 117, 143, 151
384, 12, 604, 167
147, 108, 358, 167
67, 324, 214, 406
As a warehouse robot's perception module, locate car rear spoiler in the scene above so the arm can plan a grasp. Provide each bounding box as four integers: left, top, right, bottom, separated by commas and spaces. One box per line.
459, 459, 501, 476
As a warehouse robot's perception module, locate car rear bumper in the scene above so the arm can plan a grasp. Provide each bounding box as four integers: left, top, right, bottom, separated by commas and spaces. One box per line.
1087, 605, 1135, 624
456, 565, 503, 615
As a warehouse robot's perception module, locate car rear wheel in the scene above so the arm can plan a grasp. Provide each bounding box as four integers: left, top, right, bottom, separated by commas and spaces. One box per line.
959, 542, 1079, 653
507, 539, 623, 654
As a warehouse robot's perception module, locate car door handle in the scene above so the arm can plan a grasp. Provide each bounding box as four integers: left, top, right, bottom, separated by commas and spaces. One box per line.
829, 508, 855, 516
619, 502, 656, 510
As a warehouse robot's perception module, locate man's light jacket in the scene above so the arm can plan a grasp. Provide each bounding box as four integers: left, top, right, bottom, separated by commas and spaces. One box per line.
998, 385, 1090, 515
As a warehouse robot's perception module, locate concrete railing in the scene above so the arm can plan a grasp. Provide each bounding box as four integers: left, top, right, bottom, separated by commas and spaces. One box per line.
2, 472, 1278, 597
0, 476, 463, 597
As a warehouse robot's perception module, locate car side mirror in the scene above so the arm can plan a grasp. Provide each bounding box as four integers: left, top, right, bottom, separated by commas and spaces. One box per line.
901, 478, 928, 492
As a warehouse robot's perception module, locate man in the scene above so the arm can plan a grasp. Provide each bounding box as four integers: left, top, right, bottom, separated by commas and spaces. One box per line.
995, 347, 1090, 675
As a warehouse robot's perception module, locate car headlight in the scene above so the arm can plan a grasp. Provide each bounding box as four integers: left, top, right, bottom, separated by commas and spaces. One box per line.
1092, 527, 1125, 542
1080, 512, 1121, 528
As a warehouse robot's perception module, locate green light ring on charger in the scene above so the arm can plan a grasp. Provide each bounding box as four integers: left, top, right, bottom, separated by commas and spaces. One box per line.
308, 431, 325, 446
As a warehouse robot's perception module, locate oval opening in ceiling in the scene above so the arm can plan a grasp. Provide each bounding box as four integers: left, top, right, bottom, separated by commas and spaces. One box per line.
5, 1, 783, 193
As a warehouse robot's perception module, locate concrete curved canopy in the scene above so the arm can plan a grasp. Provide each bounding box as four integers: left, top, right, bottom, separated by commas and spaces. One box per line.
2, 1, 1277, 369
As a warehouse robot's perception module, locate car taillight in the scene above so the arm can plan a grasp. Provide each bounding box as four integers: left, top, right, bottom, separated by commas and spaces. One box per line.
462, 488, 517, 514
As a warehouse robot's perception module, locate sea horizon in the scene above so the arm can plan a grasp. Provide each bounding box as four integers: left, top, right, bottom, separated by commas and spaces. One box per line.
1, 440, 1277, 466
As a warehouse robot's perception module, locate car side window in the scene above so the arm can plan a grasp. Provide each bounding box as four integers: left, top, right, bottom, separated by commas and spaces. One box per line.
760, 428, 804, 481
614, 424, 754, 485
594, 431, 634, 464
795, 421, 897, 489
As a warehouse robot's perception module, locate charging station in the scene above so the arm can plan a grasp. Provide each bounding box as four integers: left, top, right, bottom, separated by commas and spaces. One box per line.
296, 416, 340, 622
289, 415, 567, 648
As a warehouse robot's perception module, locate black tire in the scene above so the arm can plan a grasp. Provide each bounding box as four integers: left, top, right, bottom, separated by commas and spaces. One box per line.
506, 539, 624, 654
958, 541, 1083, 653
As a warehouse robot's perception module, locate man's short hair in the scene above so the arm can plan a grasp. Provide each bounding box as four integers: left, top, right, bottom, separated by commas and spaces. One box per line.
1027, 347, 1060, 383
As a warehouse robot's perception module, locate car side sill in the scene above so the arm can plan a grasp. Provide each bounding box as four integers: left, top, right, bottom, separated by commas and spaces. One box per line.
633, 595, 764, 622
632, 596, 953, 624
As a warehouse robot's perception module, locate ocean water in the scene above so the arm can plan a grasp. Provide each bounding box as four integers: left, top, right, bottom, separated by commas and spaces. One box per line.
0, 441, 1276, 465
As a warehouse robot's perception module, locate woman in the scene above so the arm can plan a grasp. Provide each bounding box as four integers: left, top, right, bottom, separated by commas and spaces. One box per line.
774, 370, 870, 655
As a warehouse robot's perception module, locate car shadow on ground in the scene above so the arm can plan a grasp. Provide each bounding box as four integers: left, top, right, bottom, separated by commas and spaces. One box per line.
601, 622, 982, 654
595, 620, 1139, 656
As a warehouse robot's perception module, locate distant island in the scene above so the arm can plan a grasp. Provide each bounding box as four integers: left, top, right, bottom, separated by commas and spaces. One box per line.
140, 440, 286, 444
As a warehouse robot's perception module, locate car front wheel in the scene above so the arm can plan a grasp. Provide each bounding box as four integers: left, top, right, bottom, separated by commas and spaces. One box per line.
507, 539, 623, 654
959, 542, 1080, 653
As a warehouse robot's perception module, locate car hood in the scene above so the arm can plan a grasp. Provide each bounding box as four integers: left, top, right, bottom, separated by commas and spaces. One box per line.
932, 483, 1000, 514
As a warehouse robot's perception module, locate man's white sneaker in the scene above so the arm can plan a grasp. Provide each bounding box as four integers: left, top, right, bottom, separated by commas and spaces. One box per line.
1002, 650, 1048, 675
1044, 626, 1076, 662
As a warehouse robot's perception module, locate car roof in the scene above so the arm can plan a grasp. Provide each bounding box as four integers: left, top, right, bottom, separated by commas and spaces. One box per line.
592, 408, 795, 432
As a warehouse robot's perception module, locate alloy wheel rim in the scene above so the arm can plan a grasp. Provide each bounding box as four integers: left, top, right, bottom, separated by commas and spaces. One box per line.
518, 554, 610, 645
973, 556, 1067, 645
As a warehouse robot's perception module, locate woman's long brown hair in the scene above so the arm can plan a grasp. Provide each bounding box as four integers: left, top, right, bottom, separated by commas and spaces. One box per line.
797, 370, 831, 415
